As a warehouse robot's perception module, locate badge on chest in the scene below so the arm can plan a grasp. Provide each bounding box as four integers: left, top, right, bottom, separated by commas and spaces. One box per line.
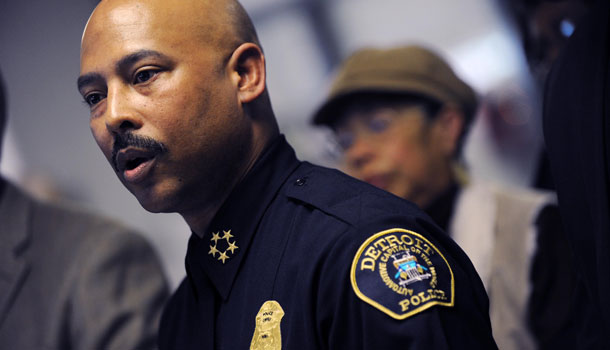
250, 300, 285, 350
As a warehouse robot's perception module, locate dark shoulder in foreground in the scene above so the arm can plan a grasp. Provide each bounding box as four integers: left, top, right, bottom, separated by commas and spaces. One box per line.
281, 162, 497, 348
284, 162, 427, 227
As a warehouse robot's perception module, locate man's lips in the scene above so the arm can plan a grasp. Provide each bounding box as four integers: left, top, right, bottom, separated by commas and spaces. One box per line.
114, 148, 159, 183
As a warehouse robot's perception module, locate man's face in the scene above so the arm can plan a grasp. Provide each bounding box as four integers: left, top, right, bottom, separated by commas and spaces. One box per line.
79, 0, 252, 214
333, 103, 450, 208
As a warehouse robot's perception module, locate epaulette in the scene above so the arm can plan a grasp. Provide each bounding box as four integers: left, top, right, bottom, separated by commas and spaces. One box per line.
284, 162, 423, 227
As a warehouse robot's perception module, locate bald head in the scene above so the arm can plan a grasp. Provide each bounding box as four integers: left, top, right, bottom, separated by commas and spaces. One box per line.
226, 0, 261, 47
84, 0, 259, 64
81, 0, 273, 112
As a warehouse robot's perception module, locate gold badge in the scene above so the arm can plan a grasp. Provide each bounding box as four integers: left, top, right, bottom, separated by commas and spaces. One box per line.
208, 229, 239, 264
250, 300, 285, 350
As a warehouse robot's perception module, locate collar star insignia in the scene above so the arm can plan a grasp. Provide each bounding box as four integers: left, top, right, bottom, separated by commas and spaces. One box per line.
218, 251, 229, 264
208, 244, 220, 257
222, 230, 234, 240
211, 231, 222, 243
227, 241, 239, 254
208, 228, 239, 264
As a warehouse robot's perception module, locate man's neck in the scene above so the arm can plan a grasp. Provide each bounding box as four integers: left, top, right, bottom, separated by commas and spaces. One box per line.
182, 130, 278, 238
183, 208, 220, 238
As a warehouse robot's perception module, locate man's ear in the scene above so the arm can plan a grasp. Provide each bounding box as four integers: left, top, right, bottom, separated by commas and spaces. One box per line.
227, 43, 266, 104
432, 105, 465, 157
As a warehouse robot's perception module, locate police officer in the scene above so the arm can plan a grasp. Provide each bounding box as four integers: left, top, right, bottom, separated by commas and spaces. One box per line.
77, 0, 496, 348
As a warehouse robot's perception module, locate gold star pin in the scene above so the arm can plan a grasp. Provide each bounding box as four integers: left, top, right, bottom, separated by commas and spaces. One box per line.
208, 244, 219, 257
222, 230, 234, 240
218, 251, 229, 264
211, 231, 221, 243
209, 229, 238, 264
227, 241, 239, 254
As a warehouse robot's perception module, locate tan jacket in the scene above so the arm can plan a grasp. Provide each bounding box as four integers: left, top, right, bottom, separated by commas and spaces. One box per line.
0, 181, 169, 349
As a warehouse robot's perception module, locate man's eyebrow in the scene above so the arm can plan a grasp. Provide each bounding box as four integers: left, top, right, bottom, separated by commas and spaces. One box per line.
115, 49, 168, 74
77, 72, 104, 93
77, 50, 170, 93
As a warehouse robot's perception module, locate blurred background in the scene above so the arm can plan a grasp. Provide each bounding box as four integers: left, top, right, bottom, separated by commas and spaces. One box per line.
0, 0, 542, 290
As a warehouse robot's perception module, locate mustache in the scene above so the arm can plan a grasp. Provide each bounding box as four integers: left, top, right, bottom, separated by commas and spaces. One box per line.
111, 133, 167, 171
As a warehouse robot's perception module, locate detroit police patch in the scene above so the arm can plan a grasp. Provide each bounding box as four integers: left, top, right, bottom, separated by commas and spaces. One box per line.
351, 228, 454, 319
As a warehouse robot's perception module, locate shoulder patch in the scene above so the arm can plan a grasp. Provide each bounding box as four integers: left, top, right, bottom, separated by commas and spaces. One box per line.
351, 228, 454, 319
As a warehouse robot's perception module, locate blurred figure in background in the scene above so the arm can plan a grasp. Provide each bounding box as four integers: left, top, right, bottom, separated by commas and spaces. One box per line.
543, 0, 609, 347
501, 0, 592, 89
0, 70, 169, 349
312, 45, 580, 349
499, 0, 593, 191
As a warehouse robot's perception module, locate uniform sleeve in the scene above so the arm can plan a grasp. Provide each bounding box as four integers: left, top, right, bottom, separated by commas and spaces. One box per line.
70, 230, 170, 350
316, 220, 497, 349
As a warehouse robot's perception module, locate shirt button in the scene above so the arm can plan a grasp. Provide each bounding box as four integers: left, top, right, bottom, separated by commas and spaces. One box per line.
295, 178, 306, 186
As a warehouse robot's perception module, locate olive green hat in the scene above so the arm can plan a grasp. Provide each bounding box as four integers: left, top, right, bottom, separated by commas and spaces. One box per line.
312, 45, 477, 126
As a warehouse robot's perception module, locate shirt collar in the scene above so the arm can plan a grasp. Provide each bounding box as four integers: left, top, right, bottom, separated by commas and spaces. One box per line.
185, 135, 300, 300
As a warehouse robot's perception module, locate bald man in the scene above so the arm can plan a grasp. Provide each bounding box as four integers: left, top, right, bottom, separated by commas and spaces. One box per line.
77, 0, 497, 348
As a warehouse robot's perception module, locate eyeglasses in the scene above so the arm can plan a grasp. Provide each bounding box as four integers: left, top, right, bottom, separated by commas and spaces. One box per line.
333, 105, 423, 151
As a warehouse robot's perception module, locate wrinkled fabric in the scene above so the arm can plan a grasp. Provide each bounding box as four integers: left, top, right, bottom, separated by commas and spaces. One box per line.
0, 181, 169, 350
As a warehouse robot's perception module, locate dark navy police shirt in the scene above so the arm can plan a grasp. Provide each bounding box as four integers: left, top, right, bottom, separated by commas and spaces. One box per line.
159, 135, 497, 349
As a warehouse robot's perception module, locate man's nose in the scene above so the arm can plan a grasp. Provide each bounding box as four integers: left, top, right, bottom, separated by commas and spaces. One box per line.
104, 85, 142, 134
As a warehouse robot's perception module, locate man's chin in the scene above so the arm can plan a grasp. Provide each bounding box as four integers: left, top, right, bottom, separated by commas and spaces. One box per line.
131, 188, 175, 214
140, 202, 166, 213
137, 198, 175, 213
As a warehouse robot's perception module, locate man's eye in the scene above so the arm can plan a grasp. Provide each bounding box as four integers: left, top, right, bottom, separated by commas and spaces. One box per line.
133, 69, 158, 84
84, 93, 105, 107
